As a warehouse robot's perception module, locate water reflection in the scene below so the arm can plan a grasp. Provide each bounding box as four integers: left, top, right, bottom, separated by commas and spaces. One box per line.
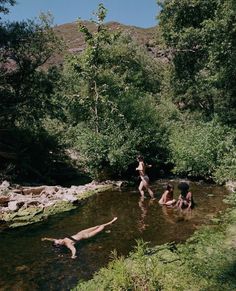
161, 205, 176, 224
138, 197, 148, 232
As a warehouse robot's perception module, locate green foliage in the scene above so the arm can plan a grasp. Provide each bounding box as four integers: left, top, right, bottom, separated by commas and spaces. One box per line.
67, 121, 139, 179
169, 119, 236, 181
158, 0, 236, 124
60, 4, 165, 179
1, 1, 235, 185
0, 15, 62, 127
0, 13, 66, 182
214, 149, 236, 184
0, 0, 15, 16
0, 127, 65, 183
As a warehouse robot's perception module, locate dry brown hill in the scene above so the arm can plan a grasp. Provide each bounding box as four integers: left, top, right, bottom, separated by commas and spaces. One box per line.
47, 21, 159, 67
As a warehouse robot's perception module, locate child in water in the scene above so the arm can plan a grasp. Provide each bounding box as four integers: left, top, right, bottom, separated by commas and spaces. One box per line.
176, 182, 194, 209
159, 184, 176, 206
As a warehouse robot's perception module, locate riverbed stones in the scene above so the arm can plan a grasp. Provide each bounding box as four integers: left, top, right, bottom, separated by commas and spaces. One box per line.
0, 195, 10, 205
0, 181, 10, 197
8, 201, 21, 211
0, 181, 117, 228
0, 180, 10, 190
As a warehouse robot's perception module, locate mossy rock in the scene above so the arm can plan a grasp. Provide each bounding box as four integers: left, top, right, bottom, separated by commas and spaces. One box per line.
1, 184, 114, 229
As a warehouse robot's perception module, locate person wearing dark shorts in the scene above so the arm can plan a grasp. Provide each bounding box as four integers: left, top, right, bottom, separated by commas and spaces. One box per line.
41, 217, 117, 259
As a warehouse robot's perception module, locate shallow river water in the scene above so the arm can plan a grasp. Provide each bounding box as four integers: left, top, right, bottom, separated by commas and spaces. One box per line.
0, 180, 229, 290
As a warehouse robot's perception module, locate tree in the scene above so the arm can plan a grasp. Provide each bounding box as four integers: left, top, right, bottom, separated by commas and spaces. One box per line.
0, 12, 64, 182
61, 4, 165, 179
0, 13, 62, 127
158, 0, 236, 124
0, 0, 16, 16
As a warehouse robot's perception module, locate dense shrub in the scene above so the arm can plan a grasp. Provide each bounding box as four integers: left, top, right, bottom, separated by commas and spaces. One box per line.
68, 121, 139, 179
214, 149, 236, 184
169, 119, 236, 182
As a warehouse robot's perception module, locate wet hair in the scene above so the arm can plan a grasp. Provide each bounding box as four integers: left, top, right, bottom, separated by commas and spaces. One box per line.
52, 239, 63, 247
178, 182, 190, 196
166, 184, 173, 191
52, 241, 60, 247
137, 155, 144, 161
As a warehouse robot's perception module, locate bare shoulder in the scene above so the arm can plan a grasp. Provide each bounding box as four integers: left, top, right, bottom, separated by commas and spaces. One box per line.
187, 191, 192, 197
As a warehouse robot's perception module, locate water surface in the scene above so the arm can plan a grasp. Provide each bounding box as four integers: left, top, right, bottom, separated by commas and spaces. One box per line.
0, 180, 229, 290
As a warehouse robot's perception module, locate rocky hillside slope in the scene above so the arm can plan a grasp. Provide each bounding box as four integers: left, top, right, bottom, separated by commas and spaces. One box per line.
47, 21, 159, 67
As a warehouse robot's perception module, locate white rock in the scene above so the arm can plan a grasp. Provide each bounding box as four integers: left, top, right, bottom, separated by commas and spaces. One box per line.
0, 181, 10, 189
62, 194, 77, 202
8, 201, 19, 211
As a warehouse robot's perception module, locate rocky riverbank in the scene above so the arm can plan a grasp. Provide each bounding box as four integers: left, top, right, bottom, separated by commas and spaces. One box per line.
0, 180, 121, 229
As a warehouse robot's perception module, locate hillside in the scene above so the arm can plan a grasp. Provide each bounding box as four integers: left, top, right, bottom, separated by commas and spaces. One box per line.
47, 21, 158, 67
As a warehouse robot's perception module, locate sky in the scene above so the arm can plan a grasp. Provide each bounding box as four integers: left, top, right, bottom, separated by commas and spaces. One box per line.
2, 0, 160, 28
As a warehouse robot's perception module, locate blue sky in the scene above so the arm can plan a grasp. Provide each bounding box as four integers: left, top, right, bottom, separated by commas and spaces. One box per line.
2, 0, 160, 28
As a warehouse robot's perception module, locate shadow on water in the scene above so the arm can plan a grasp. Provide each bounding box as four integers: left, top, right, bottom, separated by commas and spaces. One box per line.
0, 180, 230, 290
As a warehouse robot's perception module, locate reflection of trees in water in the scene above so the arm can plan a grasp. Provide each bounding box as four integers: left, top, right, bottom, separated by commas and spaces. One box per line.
137, 197, 149, 232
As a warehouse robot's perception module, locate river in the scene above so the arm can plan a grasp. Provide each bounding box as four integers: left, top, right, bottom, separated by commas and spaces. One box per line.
0, 179, 229, 290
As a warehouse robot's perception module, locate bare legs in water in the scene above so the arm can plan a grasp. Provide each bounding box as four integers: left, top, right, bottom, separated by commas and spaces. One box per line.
138, 176, 154, 199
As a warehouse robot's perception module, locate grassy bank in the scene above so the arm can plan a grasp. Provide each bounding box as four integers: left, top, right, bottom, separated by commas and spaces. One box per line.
74, 191, 236, 291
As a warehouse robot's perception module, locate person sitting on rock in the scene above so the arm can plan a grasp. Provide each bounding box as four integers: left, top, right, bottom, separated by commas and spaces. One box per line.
41, 217, 117, 259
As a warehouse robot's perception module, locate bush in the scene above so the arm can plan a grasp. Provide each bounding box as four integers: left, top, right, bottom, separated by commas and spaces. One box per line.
214, 149, 236, 184
169, 119, 236, 182
68, 121, 139, 180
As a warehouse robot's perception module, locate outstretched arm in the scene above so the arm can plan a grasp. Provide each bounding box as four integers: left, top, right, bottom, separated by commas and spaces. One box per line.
41, 237, 55, 242
65, 241, 77, 259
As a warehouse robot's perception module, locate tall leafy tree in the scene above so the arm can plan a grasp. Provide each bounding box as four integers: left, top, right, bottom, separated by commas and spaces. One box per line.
158, 0, 236, 124
0, 14, 62, 127
0, 9, 64, 181
62, 4, 165, 178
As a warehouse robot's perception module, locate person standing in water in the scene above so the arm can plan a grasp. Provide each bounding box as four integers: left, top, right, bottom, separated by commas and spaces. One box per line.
41, 217, 117, 259
136, 155, 154, 199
